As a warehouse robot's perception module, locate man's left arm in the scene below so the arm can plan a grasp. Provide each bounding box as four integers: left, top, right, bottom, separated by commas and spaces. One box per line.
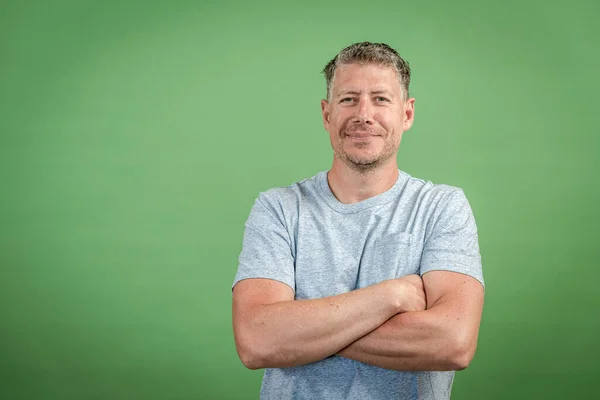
338, 188, 484, 371
337, 270, 484, 371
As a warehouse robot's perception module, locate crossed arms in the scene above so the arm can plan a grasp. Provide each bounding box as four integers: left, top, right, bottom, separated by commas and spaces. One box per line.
232, 270, 484, 371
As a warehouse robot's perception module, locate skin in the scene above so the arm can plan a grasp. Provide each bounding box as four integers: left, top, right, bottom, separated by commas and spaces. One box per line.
233, 275, 426, 369
320, 63, 415, 204
232, 62, 484, 372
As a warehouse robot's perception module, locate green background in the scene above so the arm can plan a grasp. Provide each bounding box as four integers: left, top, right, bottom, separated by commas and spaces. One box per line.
1, 0, 598, 398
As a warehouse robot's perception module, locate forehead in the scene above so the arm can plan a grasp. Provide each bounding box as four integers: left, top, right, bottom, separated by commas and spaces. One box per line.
332, 63, 401, 95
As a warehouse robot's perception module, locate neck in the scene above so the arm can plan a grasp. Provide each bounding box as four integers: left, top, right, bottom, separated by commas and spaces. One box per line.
327, 157, 399, 204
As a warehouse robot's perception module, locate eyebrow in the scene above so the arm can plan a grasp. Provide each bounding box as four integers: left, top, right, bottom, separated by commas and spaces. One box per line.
336, 90, 394, 98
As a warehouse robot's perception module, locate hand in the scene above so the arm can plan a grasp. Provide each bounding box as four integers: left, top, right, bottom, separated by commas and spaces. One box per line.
387, 275, 426, 314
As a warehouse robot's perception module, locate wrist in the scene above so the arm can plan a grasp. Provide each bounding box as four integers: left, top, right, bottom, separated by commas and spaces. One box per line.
379, 279, 404, 315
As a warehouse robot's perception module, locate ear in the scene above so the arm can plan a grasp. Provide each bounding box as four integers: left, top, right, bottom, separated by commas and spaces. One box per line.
403, 98, 415, 131
321, 99, 331, 130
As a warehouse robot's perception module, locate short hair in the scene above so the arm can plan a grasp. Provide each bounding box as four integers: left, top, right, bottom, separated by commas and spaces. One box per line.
322, 42, 411, 101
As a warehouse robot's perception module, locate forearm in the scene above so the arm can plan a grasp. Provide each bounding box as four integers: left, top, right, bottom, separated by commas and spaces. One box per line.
338, 305, 475, 371
236, 282, 399, 369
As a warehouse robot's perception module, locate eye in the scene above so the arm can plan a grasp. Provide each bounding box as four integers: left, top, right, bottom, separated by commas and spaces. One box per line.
375, 96, 390, 102
340, 97, 355, 104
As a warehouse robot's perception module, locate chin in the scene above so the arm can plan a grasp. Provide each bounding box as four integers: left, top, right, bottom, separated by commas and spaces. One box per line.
346, 154, 381, 167
348, 150, 380, 163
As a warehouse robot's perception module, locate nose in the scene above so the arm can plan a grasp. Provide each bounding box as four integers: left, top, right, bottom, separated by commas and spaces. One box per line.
353, 97, 374, 125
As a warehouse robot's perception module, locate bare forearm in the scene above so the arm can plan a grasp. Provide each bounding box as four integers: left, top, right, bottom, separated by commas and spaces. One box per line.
237, 282, 399, 369
338, 306, 475, 371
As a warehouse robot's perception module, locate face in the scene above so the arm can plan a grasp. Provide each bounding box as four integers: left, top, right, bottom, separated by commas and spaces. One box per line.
321, 63, 415, 171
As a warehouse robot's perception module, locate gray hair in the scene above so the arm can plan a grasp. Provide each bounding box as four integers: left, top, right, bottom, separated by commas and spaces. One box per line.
322, 42, 411, 101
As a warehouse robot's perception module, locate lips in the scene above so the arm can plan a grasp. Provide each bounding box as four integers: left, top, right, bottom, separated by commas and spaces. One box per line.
343, 126, 382, 135
344, 132, 380, 138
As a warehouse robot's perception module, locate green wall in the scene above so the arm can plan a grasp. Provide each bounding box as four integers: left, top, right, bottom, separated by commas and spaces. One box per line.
1, 0, 598, 398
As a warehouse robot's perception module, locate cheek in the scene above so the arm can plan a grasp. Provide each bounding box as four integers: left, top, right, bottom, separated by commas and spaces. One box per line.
335, 111, 355, 131
329, 115, 345, 134
380, 114, 402, 132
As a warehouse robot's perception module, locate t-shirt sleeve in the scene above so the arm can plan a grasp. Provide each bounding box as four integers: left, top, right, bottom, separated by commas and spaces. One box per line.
420, 189, 484, 287
232, 193, 296, 292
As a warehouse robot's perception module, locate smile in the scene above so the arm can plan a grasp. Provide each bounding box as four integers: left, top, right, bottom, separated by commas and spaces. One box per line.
345, 134, 379, 140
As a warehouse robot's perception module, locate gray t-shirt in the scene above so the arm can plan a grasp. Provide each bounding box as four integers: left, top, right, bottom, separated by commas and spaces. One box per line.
233, 169, 484, 400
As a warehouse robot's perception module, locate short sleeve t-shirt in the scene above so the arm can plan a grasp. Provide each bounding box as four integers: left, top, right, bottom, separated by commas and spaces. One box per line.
232, 169, 484, 400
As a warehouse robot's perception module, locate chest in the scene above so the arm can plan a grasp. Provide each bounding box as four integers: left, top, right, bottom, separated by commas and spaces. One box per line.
292, 208, 422, 300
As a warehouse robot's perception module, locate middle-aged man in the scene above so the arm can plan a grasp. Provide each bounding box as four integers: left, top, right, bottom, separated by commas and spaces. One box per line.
231, 42, 485, 400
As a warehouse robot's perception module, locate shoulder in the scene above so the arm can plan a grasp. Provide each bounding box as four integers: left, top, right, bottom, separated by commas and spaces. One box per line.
401, 170, 467, 207
250, 171, 324, 220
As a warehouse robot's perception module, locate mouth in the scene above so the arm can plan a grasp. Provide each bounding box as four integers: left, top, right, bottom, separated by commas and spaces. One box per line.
344, 132, 380, 140
347, 136, 375, 142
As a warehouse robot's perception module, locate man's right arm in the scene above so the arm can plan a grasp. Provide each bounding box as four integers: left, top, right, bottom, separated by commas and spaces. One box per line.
232, 275, 425, 370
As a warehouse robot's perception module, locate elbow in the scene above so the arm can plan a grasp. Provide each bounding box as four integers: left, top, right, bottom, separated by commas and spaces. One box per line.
235, 334, 268, 370
448, 335, 477, 371
234, 325, 278, 370
450, 351, 472, 371
238, 349, 265, 370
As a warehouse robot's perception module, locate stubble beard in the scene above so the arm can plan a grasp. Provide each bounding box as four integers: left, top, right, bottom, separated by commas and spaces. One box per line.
334, 130, 398, 174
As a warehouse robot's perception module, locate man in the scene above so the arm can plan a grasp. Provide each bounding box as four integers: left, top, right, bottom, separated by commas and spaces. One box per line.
231, 42, 484, 400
